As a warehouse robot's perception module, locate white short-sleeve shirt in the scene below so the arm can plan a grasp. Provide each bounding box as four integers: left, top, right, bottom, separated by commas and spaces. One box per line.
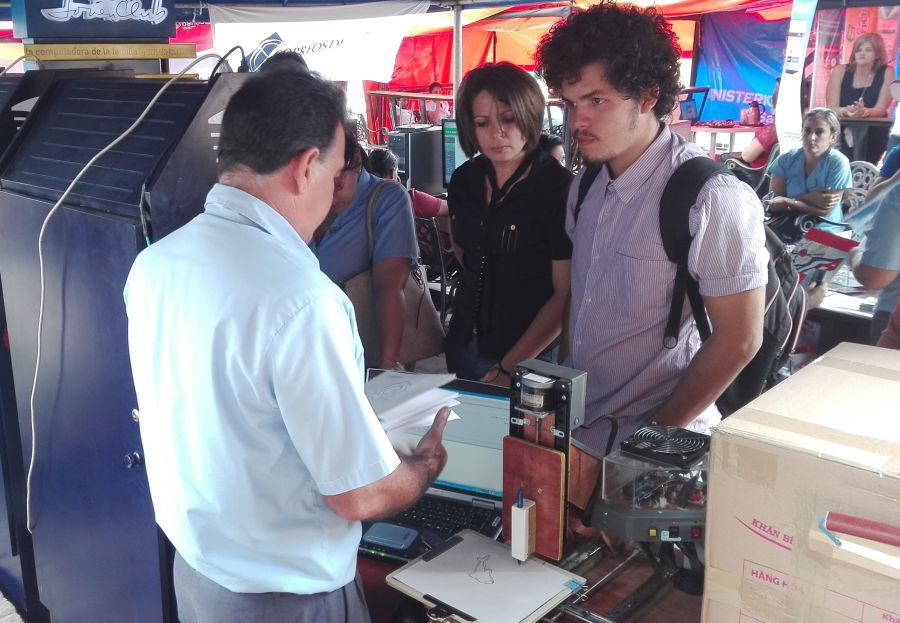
124, 184, 400, 594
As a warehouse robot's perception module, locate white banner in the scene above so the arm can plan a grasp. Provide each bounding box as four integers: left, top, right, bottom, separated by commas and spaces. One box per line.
209, 1, 430, 83
777, 0, 819, 151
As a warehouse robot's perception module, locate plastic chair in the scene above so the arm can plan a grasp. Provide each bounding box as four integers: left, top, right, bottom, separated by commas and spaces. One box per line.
415, 217, 459, 326
723, 143, 780, 198
844, 160, 880, 215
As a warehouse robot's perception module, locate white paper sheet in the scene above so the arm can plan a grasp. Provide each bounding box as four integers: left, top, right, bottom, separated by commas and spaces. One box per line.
365, 371, 459, 435
389, 531, 584, 623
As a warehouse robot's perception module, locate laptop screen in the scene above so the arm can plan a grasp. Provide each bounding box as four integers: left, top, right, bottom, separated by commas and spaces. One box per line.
679, 98, 699, 124
392, 379, 509, 499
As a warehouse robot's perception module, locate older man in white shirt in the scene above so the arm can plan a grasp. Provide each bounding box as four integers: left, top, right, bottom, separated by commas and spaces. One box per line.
125, 70, 449, 623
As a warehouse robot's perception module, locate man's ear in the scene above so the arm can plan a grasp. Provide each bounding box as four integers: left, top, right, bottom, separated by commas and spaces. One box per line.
289, 147, 320, 196
639, 86, 660, 115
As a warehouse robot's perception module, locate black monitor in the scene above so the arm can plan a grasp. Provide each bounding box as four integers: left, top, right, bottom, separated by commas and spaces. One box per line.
387, 125, 443, 196
442, 118, 470, 187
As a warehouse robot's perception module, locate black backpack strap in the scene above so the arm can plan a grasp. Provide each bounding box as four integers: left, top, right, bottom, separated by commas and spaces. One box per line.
573, 164, 602, 226
659, 157, 730, 348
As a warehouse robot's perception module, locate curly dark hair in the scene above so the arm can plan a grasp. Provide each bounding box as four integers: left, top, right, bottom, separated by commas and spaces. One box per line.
536, 1, 682, 120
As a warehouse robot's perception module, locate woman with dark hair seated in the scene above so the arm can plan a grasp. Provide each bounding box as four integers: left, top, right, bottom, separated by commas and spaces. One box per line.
767, 108, 851, 234
425, 82, 451, 125
446, 62, 573, 384
538, 133, 566, 166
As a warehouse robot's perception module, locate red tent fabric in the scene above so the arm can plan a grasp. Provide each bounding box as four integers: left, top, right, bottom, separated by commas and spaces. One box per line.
386, 0, 790, 88
171, 23, 214, 50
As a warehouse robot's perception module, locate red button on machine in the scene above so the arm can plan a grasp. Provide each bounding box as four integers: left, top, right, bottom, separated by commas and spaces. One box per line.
691, 527, 703, 539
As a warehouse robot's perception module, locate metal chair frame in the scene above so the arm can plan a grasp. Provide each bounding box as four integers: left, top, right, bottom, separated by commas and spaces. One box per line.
415, 216, 459, 326
722, 143, 781, 197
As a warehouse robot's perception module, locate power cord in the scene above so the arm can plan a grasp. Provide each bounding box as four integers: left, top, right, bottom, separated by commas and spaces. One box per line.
0, 54, 43, 78
208, 46, 248, 76
25, 51, 225, 533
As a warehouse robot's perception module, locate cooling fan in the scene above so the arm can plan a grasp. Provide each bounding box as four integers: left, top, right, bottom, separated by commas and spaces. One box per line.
620, 426, 710, 468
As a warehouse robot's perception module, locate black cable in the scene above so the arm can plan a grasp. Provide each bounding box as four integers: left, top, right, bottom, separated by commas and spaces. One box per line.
580, 416, 619, 527
209, 45, 248, 76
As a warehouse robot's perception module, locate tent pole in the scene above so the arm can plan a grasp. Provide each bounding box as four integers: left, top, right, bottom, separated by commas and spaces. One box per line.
453, 2, 463, 105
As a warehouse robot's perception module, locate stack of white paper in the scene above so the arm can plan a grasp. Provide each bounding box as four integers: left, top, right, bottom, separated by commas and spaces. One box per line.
364, 371, 460, 434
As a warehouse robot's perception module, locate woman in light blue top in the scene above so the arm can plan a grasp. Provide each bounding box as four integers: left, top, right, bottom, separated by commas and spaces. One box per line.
768, 107, 852, 233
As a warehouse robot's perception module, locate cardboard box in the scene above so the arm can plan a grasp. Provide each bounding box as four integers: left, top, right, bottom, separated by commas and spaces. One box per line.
702, 343, 900, 623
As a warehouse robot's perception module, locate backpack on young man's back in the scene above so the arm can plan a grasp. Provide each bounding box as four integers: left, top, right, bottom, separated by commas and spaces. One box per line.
574, 157, 807, 416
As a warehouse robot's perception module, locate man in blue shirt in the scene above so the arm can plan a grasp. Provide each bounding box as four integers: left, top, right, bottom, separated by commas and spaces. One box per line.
865, 145, 900, 204
312, 130, 418, 369
852, 180, 900, 343
125, 71, 449, 623
880, 144, 900, 178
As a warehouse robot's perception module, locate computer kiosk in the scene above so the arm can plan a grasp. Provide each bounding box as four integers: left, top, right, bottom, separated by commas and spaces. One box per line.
0, 67, 132, 622
0, 72, 246, 623
388, 125, 444, 195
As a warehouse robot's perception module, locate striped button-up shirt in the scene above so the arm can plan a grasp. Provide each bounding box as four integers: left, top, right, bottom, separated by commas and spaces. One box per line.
567, 127, 768, 454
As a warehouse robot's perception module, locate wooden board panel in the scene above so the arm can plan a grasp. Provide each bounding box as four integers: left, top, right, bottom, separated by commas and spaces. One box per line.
502, 436, 566, 560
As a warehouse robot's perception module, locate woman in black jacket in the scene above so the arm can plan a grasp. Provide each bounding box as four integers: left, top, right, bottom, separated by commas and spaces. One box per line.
446, 62, 573, 384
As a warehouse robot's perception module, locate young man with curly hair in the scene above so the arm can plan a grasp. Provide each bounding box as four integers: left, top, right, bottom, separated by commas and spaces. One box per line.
536, 2, 769, 501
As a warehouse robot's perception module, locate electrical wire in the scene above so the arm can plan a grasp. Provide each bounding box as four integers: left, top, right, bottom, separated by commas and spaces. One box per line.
0, 54, 42, 79
25, 52, 224, 533
208, 46, 248, 76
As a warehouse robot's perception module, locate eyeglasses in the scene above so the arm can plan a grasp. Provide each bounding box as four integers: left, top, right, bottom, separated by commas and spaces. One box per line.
337, 163, 360, 176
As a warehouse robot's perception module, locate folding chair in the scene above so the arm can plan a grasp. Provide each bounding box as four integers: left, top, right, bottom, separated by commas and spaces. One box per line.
415, 217, 459, 326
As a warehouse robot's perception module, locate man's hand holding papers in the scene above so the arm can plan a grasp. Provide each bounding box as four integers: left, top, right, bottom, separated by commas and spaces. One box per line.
365, 371, 461, 434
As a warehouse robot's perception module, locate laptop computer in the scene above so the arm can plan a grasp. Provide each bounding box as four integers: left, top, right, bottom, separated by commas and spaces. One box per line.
679, 98, 699, 124
359, 378, 509, 563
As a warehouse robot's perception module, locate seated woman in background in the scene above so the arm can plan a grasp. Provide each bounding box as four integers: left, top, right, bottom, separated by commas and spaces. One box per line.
369, 147, 448, 218
446, 62, 573, 384
425, 82, 451, 125
725, 79, 780, 191
826, 32, 895, 164
740, 79, 780, 166
538, 133, 566, 166
767, 107, 851, 234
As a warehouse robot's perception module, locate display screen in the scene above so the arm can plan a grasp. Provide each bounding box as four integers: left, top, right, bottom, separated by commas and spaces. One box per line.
679, 99, 699, 123
442, 118, 470, 188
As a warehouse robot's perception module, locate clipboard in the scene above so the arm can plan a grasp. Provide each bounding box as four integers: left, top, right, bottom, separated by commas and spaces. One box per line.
386, 529, 585, 623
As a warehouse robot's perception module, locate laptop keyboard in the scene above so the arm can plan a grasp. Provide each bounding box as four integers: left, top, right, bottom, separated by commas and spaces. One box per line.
359, 496, 502, 563
398, 497, 500, 537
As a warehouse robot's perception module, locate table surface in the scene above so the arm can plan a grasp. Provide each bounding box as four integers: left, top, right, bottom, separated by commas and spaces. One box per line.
816, 290, 877, 320
690, 124, 760, 134
837, 117, 893, 126
359, 543, 703, 622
